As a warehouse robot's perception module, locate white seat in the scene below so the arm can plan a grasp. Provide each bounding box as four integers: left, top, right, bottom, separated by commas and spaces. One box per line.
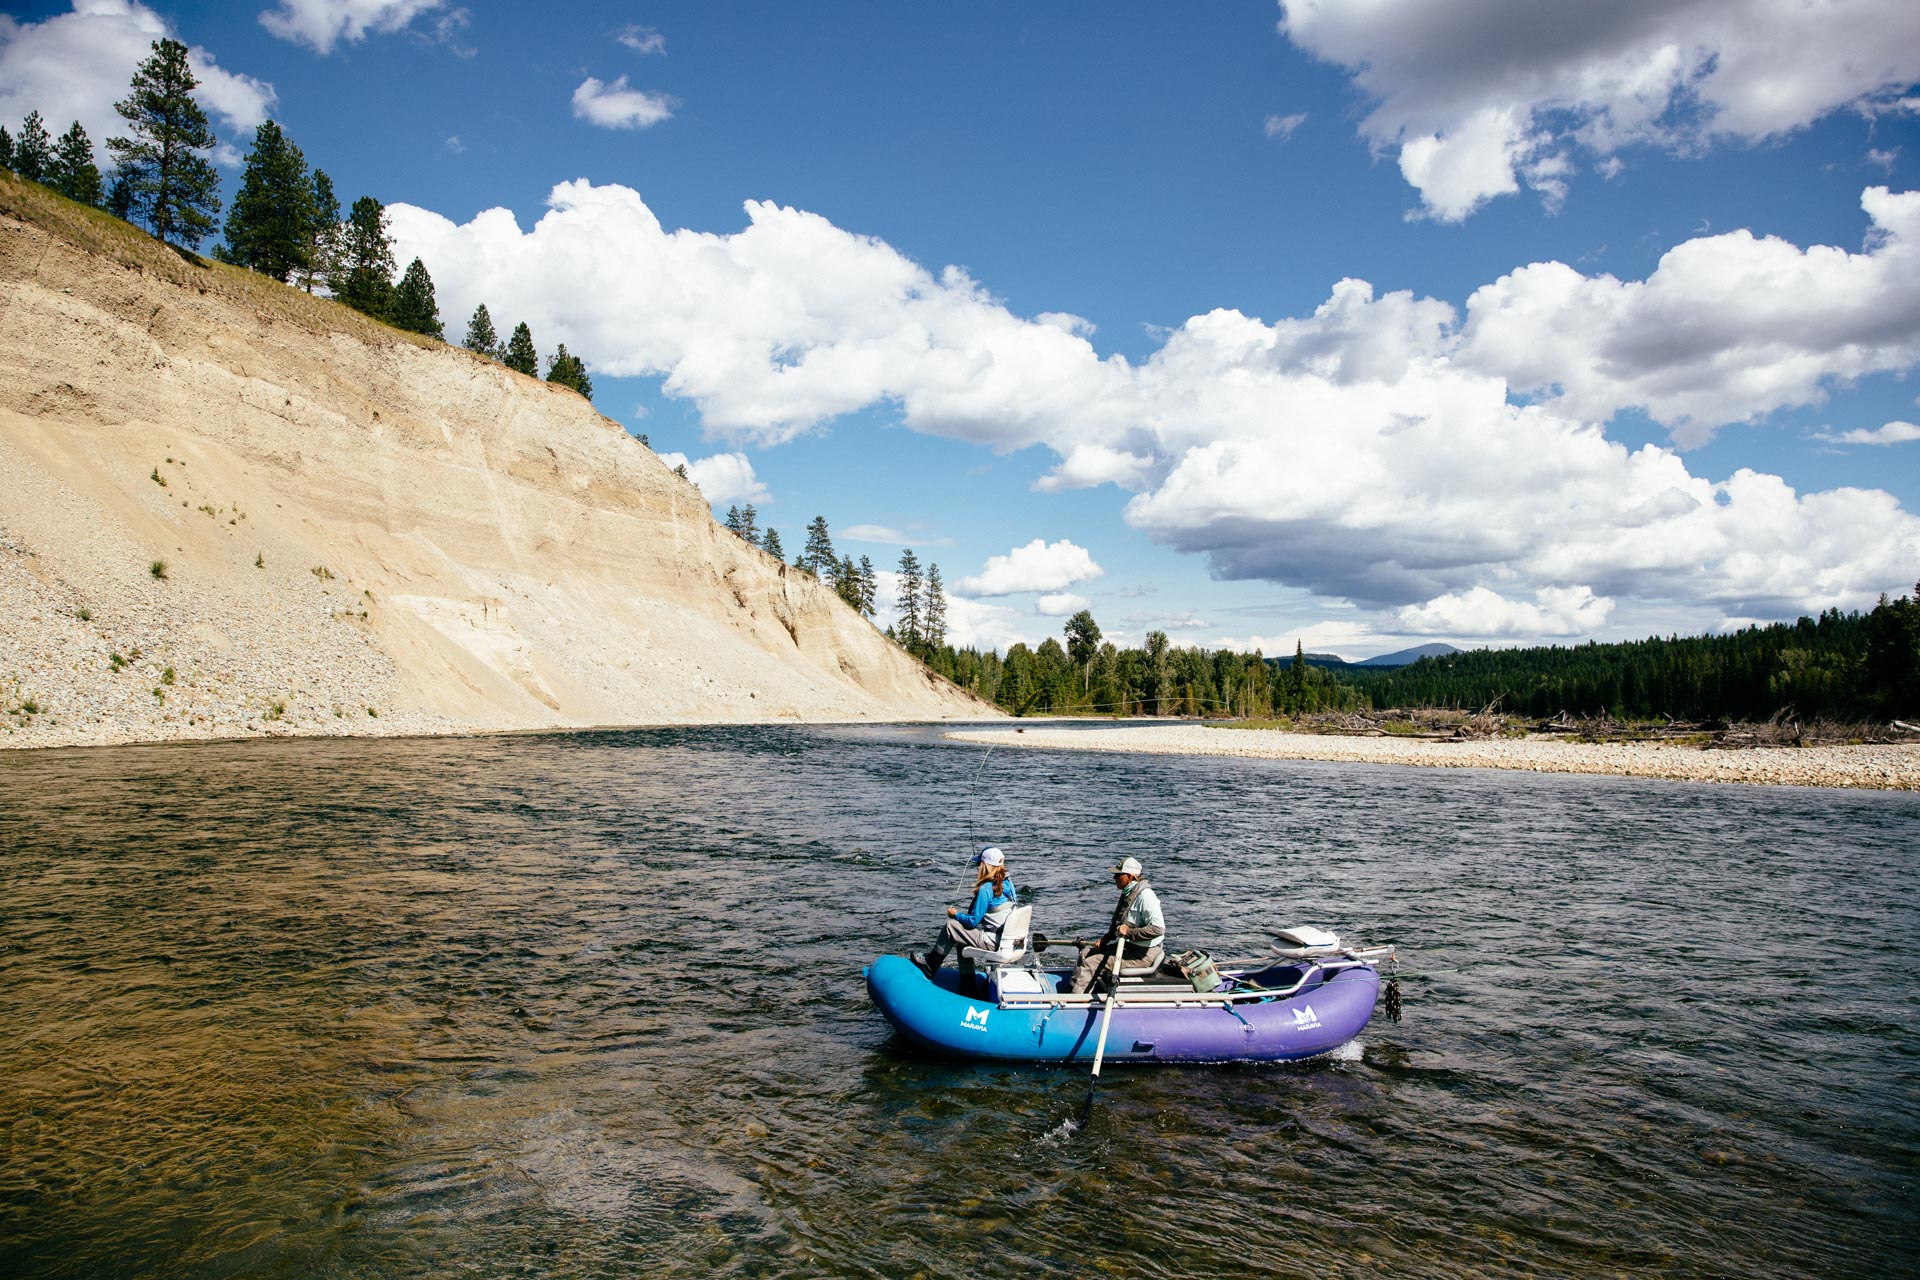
960, 904, 1032, 965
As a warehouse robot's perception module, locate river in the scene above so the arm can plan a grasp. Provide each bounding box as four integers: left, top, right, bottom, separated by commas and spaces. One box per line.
1, 725, 1914, 1278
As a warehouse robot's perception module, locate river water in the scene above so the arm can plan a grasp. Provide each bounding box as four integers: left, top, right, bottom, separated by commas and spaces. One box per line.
1, 725, 1914, 1279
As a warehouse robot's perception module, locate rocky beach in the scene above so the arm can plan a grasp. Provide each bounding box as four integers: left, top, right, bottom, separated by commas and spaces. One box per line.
945, 722, 1920, 789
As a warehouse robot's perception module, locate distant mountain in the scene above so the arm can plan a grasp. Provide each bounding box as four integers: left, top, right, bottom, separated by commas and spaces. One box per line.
1355, 642, 1461, 668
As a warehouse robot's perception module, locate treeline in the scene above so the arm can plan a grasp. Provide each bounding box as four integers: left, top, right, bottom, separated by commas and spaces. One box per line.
718, 513, 949, 649
923, 586, 1920, 721
1336, 588, 1920, 721
2, 38, 592, 400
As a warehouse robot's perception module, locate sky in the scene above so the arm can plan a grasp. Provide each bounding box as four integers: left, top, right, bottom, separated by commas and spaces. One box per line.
4, 0, 1919, 660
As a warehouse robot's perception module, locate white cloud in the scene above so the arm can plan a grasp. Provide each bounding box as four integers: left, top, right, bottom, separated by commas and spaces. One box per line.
1815, 419, 1920, 445
655, 451, 767, 506
615, 24, 665, 55
1279, 0, 1920, 220
0, 1, 275, 152
956, 539, 1104, 597
387, 181, 1920, 640
258, 0, 447, 53
571, 76, 675, 130
444, 134, 464, 153
1457, 188, 1920, 445
1395, 585, 1614, 638
1264, 111, 1307, 140
1035, 592, 1091, 616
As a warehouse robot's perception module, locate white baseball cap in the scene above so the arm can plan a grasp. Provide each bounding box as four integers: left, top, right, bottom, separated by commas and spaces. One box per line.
1110, 856, 1143, 876
974, 846, 1005, 867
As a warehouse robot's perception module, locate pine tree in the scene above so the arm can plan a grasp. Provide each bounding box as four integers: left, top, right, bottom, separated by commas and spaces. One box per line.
336, 196, 396, 319
923, 564, 947, 652
503, 322, 538, 375
463, 303, 499, 357
13, 111, 52, 183
219, 121, 313, 281
390, 257, 444, 337
105, 169, 135, 220
108, 40, 223, 248
836, 556, 864, 611
736, 503, 759, 544
49, 121, 104, 206
724, 505, 743, 536
896, 549, 924, 650
803, 516, 834, 576
300, 169, 340, 293
1285, 641, 1309, 714
761, 527, 784, 559
545, 344, 592, 399
0, 124, 13, 172
857, 556, 877, 618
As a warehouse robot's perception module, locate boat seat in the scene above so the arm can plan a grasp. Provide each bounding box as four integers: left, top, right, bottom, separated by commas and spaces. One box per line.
960, 904, 1032, 966
1116, 945, 1165, 980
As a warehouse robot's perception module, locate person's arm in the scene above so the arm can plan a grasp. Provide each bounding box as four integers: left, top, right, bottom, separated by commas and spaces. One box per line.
953, 883, 992, 928
1125, 889, 1166, 942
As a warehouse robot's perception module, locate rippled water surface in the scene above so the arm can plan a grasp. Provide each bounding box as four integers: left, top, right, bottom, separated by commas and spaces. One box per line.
2, 725, 1916, 1278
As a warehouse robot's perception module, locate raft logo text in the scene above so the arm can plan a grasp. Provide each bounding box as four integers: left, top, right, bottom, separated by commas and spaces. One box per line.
962, 1006, 990, 1032
1291, 1005, 1321, 1031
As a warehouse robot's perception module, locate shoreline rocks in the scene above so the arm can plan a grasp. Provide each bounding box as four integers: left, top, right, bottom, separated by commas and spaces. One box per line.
942, 723, 1920, 790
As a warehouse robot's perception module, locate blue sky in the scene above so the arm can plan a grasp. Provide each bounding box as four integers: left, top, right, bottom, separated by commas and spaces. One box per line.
4, 1, 1919, 658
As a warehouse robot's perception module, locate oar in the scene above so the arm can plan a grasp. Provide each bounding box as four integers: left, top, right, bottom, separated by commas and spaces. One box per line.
1080, 881, 1138, 1124
1031, 932, 1097, 954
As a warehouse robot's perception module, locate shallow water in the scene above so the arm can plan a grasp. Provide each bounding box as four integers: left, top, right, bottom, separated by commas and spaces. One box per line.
2, 725, 1915, 1279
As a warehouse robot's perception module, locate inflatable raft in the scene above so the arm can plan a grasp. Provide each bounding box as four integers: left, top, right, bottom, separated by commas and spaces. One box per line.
864, 920, 1394, 1065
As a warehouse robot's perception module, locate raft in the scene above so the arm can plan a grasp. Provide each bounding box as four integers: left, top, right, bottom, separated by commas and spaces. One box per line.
864, 926, 1392, 1064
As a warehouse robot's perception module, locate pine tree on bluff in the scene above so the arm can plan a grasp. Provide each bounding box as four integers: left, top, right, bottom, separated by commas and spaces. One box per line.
220, 121, 313, 281
836, 556, 864, 611
13, 111, 52, 183
336, 196, 397, 318
502, 322, 538, 376
105, 169, 135, 220
299, 169, 340, 293
108, 40, 223, 249
545, 344, 592, 399
724, 505, 743, 536
0, 124, 14, 172
802, 516, 834, 576
923, 563, 947, 651
857, 556, 877, 618
896, 549, 924, 650
735, 503, 758, 544
390, 257, 444, 337
761, 527, 784, 560
49, 122, 104, 206
463, 303, 500, 357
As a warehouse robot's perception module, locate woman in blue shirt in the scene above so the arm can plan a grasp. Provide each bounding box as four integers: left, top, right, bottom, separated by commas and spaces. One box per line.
913, 846, 1018, 981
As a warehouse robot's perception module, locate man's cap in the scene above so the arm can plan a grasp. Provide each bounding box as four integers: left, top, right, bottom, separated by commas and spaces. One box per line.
1110, 856, 1143, 876
973, 846, 1005, 867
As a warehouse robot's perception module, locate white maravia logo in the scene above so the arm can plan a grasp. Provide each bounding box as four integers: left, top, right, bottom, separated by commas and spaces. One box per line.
1291, 1004, 1321, 1031
962, 1006, 990, 1032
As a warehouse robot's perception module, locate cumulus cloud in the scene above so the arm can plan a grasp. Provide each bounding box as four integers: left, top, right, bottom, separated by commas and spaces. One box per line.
258, 0, 448, 53
956, 539, 1104, 597
655, 451, 767, 505
571, 76, 675, 130
1457, 187, 1920, 445
1035, 593, 1091, 616
1815, 419, 1920, 445
1395, 585, 1614, 637
1279, 0, 1920, 220
0, 1, 275, 151
387, 180, 1920, 640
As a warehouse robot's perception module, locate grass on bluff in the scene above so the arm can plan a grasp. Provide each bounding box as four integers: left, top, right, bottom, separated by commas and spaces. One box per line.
0, 169, 439, 354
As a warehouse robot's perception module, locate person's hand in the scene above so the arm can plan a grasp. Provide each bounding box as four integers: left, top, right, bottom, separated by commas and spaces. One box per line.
947, 906, 958, 918
1116, 923, 1131, 937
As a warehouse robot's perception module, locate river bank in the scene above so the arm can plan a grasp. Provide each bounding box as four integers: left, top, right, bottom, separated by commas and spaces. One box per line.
944, 722, 1920, 789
